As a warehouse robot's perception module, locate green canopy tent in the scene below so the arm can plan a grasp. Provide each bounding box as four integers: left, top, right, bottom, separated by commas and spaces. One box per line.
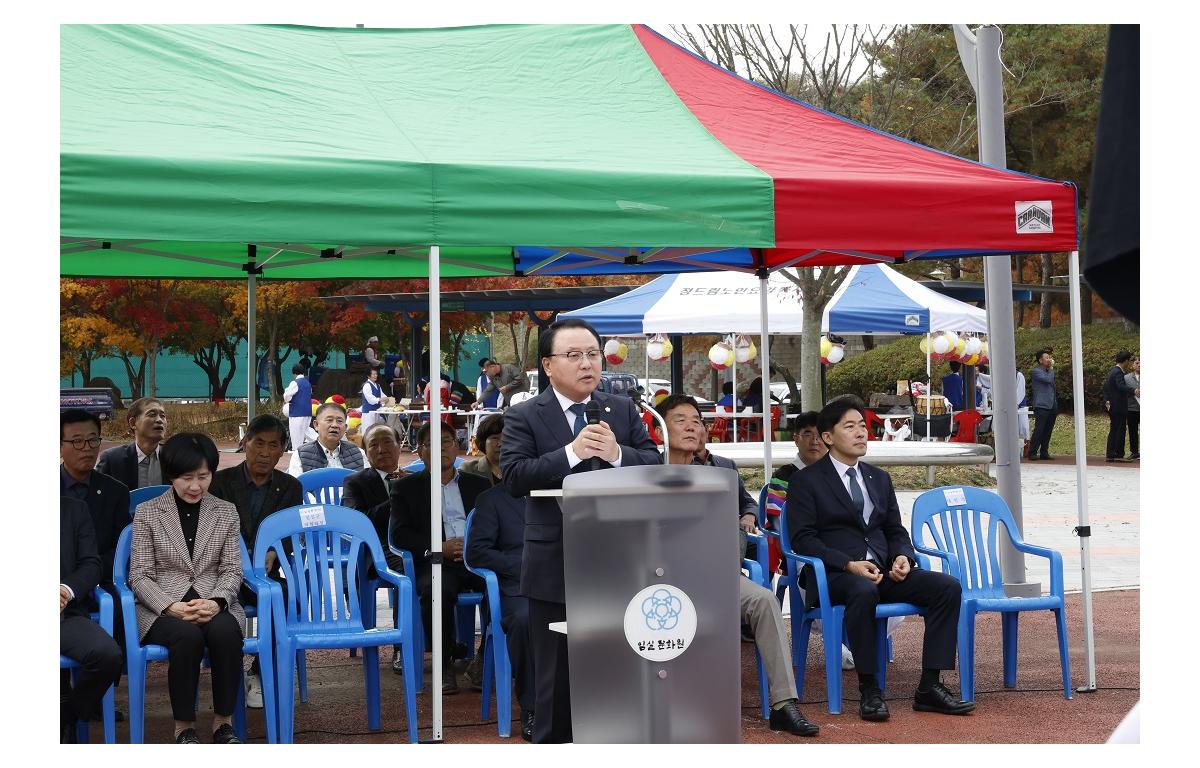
61, 23, 1082, 741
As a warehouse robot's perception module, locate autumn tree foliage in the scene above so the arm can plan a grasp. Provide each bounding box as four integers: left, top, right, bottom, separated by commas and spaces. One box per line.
164, 281, 247, 401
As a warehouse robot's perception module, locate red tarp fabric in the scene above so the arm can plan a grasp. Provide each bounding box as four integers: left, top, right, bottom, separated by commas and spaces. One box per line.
634, 25, 1079, 260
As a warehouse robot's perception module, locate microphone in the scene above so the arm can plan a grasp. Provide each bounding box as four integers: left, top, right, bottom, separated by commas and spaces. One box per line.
629, 389, 669, 456
585, 400, 603, 471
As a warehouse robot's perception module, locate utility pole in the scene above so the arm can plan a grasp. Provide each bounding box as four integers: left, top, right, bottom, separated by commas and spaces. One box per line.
953, 24, 1039, 597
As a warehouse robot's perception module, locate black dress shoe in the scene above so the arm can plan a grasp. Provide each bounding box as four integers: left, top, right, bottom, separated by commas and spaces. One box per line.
859, 687, 889, 721
913, 682, 975, 715
175, 728, 201, 744
768, 699, 819, 737
1040, 454, 1052, 461
521, 710, 535, 742
212, 723, 243, 744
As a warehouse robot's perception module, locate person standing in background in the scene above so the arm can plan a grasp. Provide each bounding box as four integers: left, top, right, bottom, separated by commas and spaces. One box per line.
360, 368, 383, 431
476, 358, 501, 409
1104, 351, 1139, 462
1124, 357, 1140, 461
941, 362, 965, 411
281, 364, 312, 452
1028, 350, 1058, 461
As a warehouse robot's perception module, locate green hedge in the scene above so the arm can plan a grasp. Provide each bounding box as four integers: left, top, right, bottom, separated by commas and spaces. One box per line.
826, 323, 1139, 412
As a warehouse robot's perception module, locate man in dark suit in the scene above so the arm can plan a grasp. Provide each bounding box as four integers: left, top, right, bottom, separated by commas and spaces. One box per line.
61, 410, 132, 651
1103, 350, 1139, 462
209, 413, 302, 707
391, 420, 491, 694
465, 418, 535, 740
96, 397, 168, 490
60, 496, 123, 743
786, 396, 973, 722
499, 318, 661, 743
342, 422, 407, 673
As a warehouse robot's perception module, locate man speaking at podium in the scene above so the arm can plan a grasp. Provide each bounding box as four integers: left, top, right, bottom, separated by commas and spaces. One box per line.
500, 318, 661, 743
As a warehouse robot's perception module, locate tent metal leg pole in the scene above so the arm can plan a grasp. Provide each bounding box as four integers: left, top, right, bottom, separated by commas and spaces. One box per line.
731, 340, 737, 444
247, 268, 256, 424
759, 273, 772, 480
429, 244, 444, 740
1068, 249, 1097, 692
926, 332, 932, 442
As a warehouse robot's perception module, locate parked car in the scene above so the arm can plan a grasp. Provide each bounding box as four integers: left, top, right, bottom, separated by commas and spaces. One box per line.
60, 387, 115, 421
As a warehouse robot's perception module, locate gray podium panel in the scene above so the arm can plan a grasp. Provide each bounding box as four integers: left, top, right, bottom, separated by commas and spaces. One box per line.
562, 464, 741, 743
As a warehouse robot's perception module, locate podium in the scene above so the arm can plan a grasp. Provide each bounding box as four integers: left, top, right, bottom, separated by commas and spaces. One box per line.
560, 464, 741, 743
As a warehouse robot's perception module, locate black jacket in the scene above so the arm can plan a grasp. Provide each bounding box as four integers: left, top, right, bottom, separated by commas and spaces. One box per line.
209, 464, 303, 550
95, 442, 147, 491
1103, 365, 1134, 413
69, 469, 131, 592
785, 453, 917, 575
465, 485, 527, 596
342, 466, 403, 552
61, 497, 102, 620
390, 469, 492, 570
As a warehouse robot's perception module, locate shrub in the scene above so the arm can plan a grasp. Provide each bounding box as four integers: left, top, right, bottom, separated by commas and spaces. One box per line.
826, 323, 1139, 412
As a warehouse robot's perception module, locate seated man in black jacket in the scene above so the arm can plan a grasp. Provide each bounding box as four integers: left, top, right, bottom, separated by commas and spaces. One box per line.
464, 414, 535, 741
60, 496, 122, 743
390, 421, 490, 694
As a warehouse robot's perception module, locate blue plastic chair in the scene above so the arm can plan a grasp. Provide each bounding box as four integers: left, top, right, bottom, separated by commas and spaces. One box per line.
298, 467, 353, 505
114, 525, 278, 743
128, 484, 169, 516
911, 486, 1072, 702
256, 504, 419, 744
401, 455, 464, 473
60, 586, 117, 744
462, 510, 513, 737
776, 496, 926, 714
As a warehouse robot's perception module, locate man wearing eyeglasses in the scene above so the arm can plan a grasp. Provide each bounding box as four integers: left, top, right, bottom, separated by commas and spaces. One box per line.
60, 409, 131, 667
500, 318, 661, 743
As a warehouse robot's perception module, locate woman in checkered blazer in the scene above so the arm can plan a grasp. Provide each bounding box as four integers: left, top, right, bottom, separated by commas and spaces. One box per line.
129, 433, 246, 744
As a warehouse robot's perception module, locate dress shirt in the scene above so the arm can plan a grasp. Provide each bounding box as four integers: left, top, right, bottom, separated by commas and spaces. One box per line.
552, 388, 623, 469
135, 442, 162, 487
242, 464, 270, 525
440, 471, 468, 539
60, 465, 90, 502
286, 440, 367, 476
827, 454, 876, 561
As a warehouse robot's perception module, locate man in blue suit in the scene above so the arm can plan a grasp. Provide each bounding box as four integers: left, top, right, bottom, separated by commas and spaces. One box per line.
786, 396, 973, 722
499, 318, 661, 743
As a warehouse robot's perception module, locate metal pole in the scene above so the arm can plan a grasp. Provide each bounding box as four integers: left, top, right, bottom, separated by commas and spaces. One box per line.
428, 245, 444, 740
759, 273, 773, 479
1068, 250, 1096, 692
955, 23, 1037, 596
246, 250, 257, 425
731, 336, 738, 444
925, 332, 932, 442
669, 335, 684, 396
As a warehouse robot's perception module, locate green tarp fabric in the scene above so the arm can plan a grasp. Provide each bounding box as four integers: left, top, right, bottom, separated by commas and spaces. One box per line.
61, 24, 774, 259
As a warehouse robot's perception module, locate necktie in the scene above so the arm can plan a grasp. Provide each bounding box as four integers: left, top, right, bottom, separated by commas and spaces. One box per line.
846, 467, 867, 524
568, 403, 588, 436
147, 450, 162, 486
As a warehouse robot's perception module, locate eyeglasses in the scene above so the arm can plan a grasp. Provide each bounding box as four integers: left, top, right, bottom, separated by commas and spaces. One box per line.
420, 439, 459, 449
62, 436, 103, 450
548, 350, 603, 364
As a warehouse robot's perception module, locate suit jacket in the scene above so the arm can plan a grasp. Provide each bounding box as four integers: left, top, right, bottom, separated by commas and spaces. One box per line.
1030, 365, 1058, 410
209, 464, 303, 550
96, 442, 152, 491
785, 453, 917, 577
390, 469, 492, 570
127, 491, 245, 641
61, 497, 102, 620
73, 469, 131, 591
479, 364, 530, 407
341, 466, 401, 550
458, 455, 497, 483
465, 484, 527, 596
1103, 365, 1134, 413
500, 388, 661, 603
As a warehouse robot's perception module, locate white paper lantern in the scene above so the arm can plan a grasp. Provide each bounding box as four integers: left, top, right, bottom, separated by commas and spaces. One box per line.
964, 336, 983, 356
604, 338, 628, 365
645, 333, 673, 362
931, 334, 951, 355
919, 336, 930, 355
942, 331, 960, 351
708, 341, 732, 370
827, 345, 845, 364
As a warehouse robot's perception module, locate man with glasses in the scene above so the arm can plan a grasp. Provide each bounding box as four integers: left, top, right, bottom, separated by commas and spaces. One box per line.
390, 421, 491, 694
61, 409, 131, 662
500, 318, 661, 743
96, 397, 168, 490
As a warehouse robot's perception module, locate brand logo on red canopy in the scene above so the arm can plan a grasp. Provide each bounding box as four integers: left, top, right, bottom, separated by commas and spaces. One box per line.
1015, 201, 1053, 234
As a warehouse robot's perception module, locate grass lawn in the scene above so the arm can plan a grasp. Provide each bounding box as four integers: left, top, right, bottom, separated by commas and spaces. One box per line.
1041, 412, 1119, 457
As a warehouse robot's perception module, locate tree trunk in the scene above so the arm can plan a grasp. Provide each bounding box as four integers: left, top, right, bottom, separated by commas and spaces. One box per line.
1039, 253, 1053, 328
862, 335, 876, 352
119, 353, 147, 399
148, 343, 158, 397
1081, 282, 1094, 325
799, 301, 825, 411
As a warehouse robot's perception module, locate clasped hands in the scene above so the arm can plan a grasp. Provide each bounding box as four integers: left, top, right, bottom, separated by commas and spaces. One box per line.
847, 555, 911, 585
571, 421, 619, 464
166, 598, 222, 624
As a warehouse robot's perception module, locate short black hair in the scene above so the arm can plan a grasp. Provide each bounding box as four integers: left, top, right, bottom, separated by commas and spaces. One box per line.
721, 381, 734, 396
948, 361, 961, 373
475, 414, 505, 446
792, 411, 820, 433
656, 393, 703, 421
416, 420, 457, 447
61, 408, 101, 440
160, 432, 219, 481
817, 395, 866, 436
292, 363, 306, 375
479, 357, 492, 368
245, 413, 287, 443
314, 401, 347, 420
539, 318, 602, 360
362, 422, 401, 444
1114, 350, 1132, 364
1036, 349, 1052, 363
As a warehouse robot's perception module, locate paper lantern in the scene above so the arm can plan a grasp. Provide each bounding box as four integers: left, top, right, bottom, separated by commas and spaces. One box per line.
311, 400, 320, 416
348, 408, 361, 419
979, 341, 989, 364
347, 416, 361, 431
961, 352, 980, 367
645, 333, 673, 362
943, 331, 960, 351
919, 336, 930, 355
734, 335, 757, 364
964, 336, 983, 356
827, 345, 845, 364
820, 336, 833, 359
708, 340, 733, 370
931, 334, 951, 355
325, 394, 346, 406
604, 338, 628, 365
953, 337, 968, 359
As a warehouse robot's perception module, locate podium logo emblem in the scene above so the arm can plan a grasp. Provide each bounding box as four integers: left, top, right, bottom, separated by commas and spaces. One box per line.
624, 583, 697, 661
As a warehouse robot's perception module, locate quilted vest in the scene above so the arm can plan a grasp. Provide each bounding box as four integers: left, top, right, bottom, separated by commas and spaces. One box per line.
297, 439, 365, 473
